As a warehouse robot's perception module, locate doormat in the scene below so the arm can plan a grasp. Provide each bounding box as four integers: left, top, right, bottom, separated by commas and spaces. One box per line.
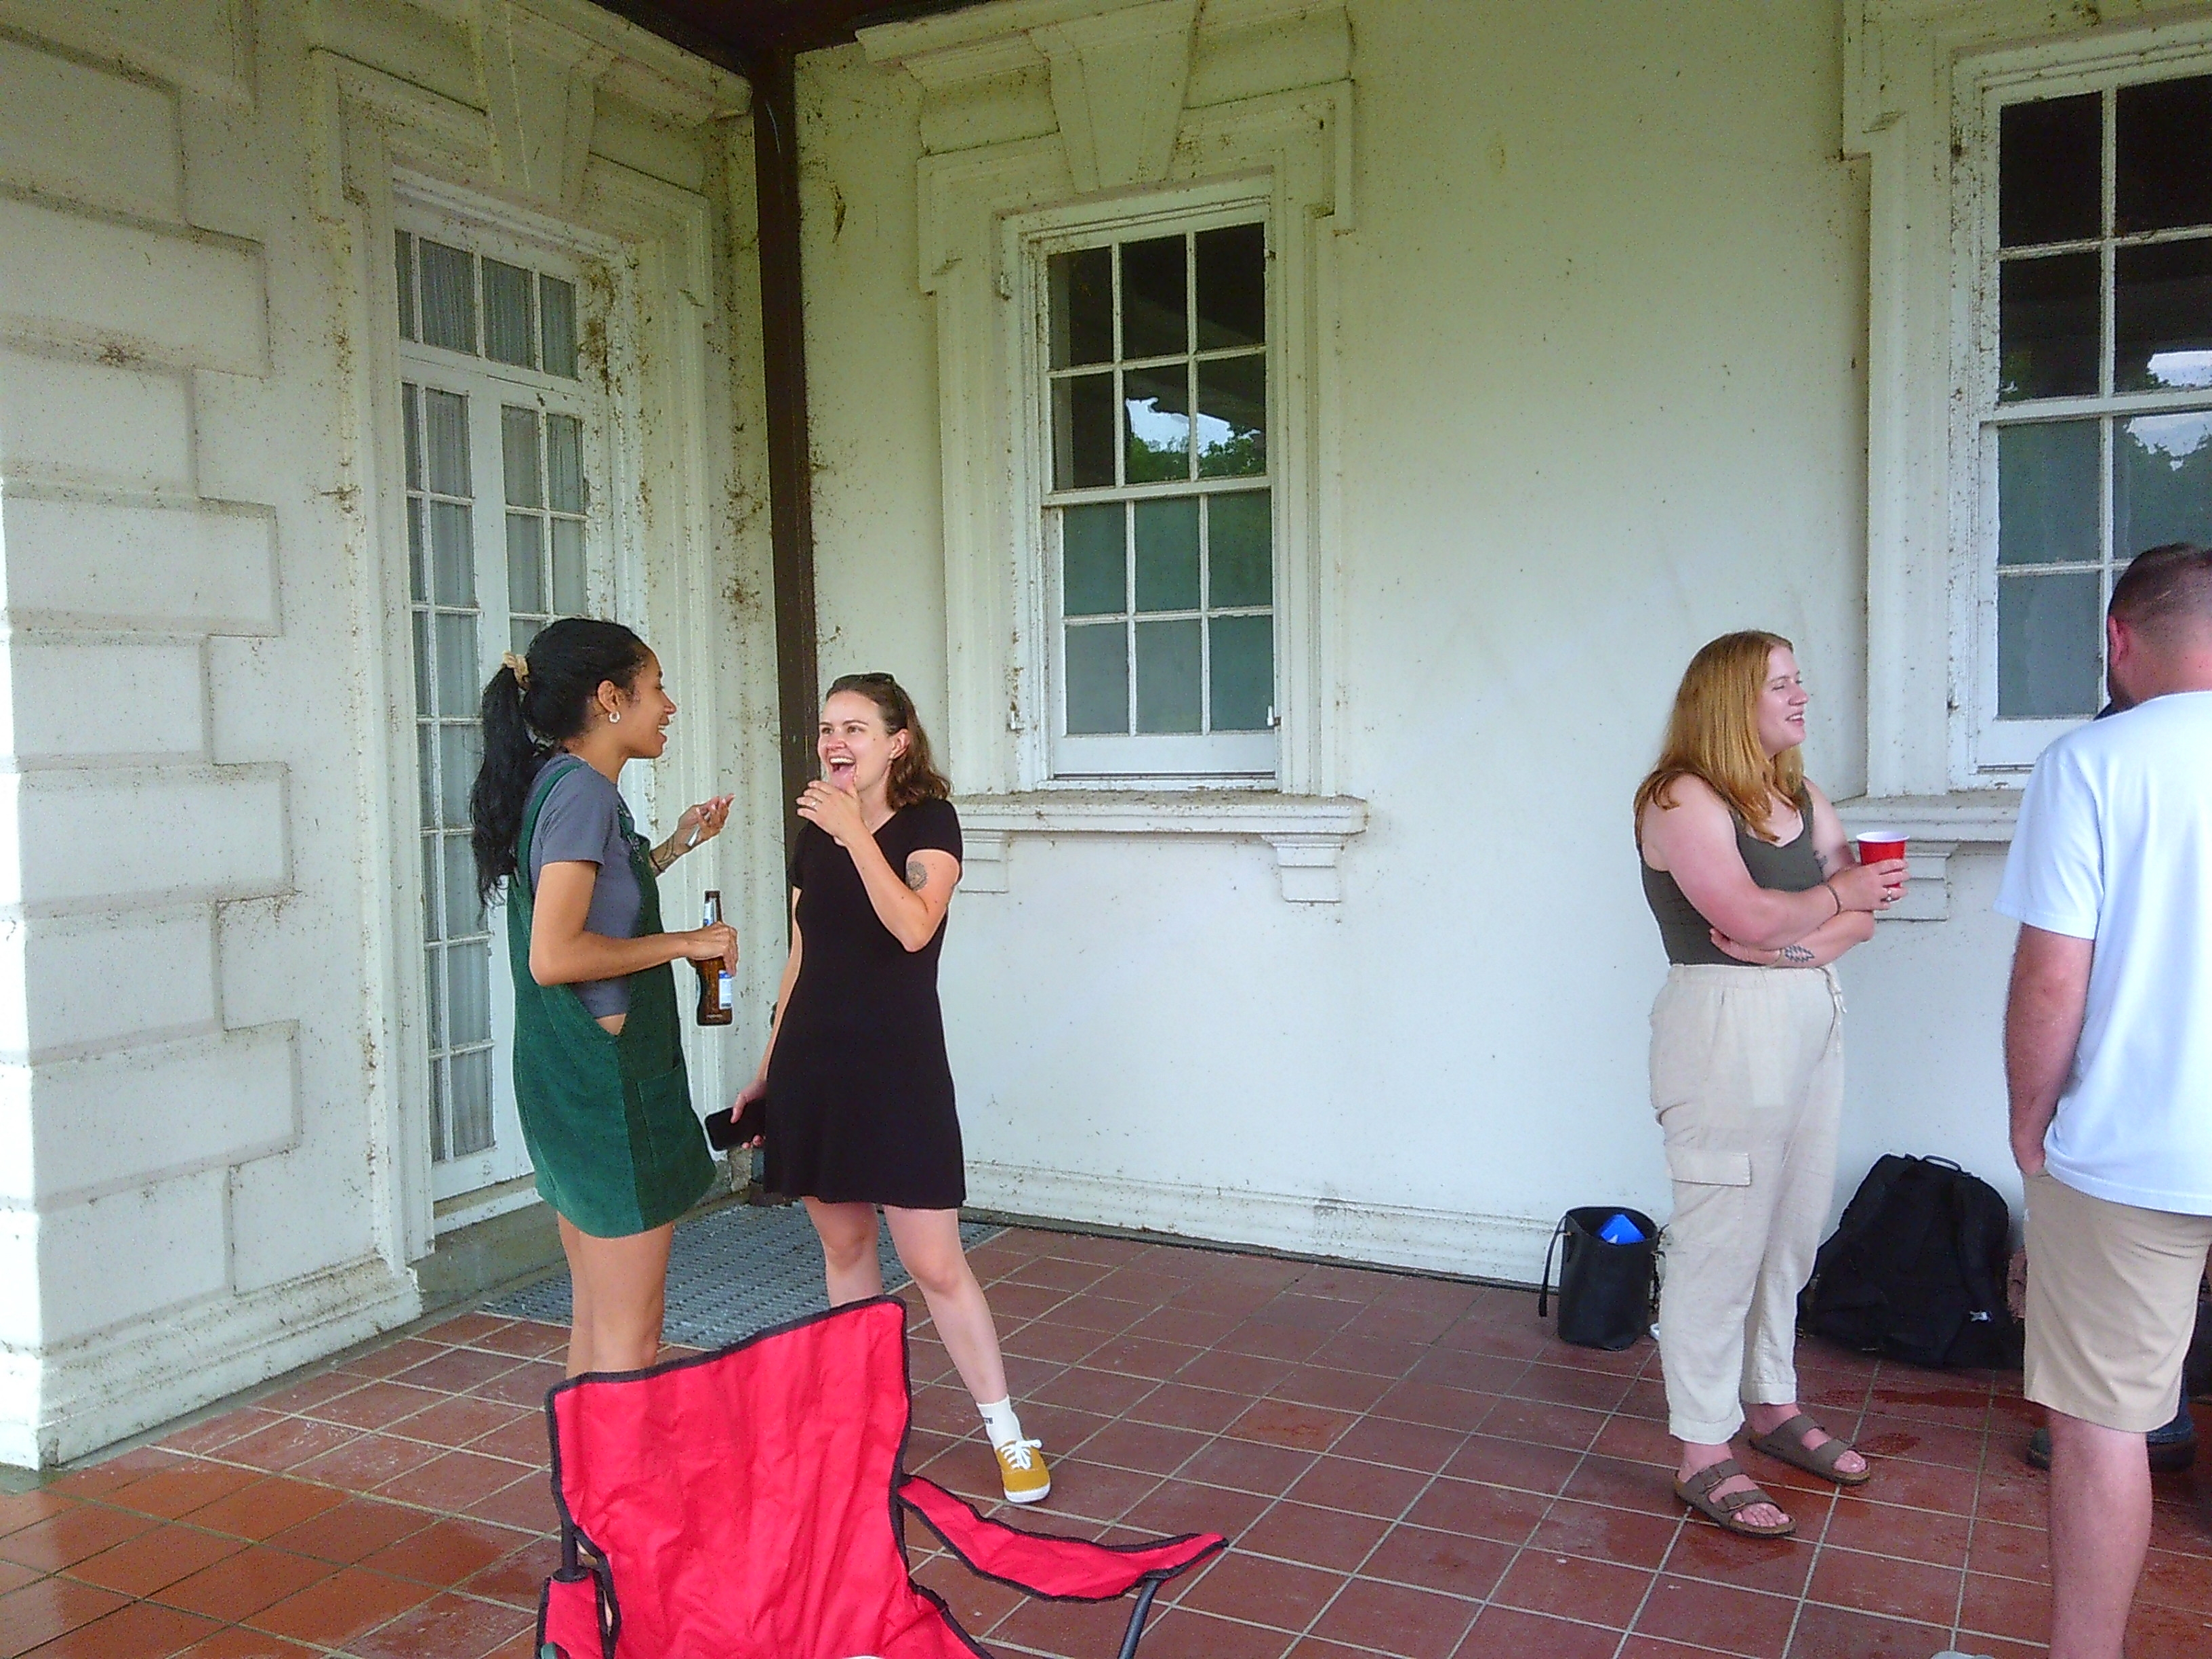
480, 1198, 1002, 1350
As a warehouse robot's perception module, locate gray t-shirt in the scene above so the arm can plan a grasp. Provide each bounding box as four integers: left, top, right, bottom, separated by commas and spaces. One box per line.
529, 758, 643, 1018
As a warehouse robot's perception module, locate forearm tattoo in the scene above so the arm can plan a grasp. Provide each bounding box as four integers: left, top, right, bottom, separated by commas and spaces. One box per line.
905, 856, 928, 892
1777, 943, 1816, 966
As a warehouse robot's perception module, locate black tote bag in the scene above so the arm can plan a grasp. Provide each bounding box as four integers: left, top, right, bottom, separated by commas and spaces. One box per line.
1538, 1206, 1658, 1350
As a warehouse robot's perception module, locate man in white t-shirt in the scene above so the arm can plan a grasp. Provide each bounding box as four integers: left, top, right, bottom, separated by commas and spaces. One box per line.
1997, 542, 2212, 1659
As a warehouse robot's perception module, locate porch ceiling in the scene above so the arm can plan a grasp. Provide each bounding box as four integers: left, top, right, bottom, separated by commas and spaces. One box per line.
589, 0, 986, 68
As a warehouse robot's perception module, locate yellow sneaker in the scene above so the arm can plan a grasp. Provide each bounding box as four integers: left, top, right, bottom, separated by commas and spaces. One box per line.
994, 1436, 1050, 1504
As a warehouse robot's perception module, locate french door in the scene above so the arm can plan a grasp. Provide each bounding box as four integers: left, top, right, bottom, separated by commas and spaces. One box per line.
396, 216, 612, 1217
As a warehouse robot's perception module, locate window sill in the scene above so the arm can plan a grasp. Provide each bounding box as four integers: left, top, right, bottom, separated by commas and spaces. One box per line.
1835, 793, 2020, 920
954, 792, 1370, 903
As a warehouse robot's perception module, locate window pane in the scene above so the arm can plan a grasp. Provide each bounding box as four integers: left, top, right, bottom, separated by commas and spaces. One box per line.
403, 384, 422, 491
1196, 353, 1267, 478
507, 513, 546, 612
541, 276, 579, 379
1048, 247, 1113, 369
551, 519, 587, 613
1998, 571, 2102, 718
1052, 373, 1115, 490
430, 501, 474, 606
407, 499, 427, 602
483, 258, 535, 367
1999, 252, 2100, 402
547, 413, 584, 513
396, 232, 416, 341
417, 724, 436, 830
1120, 235, 1187, 359
411, 610, 432, 717
1208, 491, 1273, 607
419, 239, 476, 354
428, 1054, 449, 1163
435, 611, 479, 719
1999, 94, 2101, 249
1999, 420, 2100, 566
2116, 75, 2212, 236
423, 388, 469, 496
1065, 622, 1127, 734
512, 617, 541, 657
1134, 497, 1200, 612
1061, 503, 1125, 616
440, 724, 480, 823
1134, 619, 1202, 733
1124, 363, 1190, 484
2114, 239, 2212, 394
449, 1045, 494, 1158
2116, 411, 2212, 558
422, 836, 441, 942
448, 939, 492, 1044
501, 406, 542, 507
1196, 222, 1266, 350
424, 945, 445, 1046
443, 834, 483, 939
1210, 613, 1273, 732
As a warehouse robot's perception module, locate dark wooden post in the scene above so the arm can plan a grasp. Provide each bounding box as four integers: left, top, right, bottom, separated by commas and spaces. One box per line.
751, 47, 820, 857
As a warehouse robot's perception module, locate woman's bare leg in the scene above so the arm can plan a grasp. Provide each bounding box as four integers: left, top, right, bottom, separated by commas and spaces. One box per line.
556, 1214, 674, 1378
883, 1206, 1008, 1406
804, 1198, 888, 1305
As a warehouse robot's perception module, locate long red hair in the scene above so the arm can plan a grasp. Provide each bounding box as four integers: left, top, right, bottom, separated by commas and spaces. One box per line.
1633, 631, 1804, 844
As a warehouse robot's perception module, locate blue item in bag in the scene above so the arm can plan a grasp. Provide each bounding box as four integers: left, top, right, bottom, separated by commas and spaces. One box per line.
1597, 1211, 1645, 1245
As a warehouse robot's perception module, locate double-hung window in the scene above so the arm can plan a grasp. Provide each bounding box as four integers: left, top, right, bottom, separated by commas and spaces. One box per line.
1040, 216, 1277, 780
395, 210, 611, 1212
1976, 69, 2212, 765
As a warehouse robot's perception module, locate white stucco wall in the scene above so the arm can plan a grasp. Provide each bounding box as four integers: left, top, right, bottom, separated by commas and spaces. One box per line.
794, 0, 2026, 1282
0, 0, 775, 1466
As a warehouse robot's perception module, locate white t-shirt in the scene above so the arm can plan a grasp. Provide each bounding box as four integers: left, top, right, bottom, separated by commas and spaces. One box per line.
1996, 690, 2212, 1213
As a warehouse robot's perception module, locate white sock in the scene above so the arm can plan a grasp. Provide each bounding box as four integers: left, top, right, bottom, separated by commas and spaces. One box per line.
977, 1396, 1026, 1448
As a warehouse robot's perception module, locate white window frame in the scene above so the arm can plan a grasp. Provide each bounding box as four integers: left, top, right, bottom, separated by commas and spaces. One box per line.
1847, 1, 2212, 842
1021, 190, 1281, 785
1955, 45, 2212, 775
859, 8, 1362, 899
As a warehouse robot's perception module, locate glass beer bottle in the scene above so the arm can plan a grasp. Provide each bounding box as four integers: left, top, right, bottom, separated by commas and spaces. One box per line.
694, 890, 734, 1026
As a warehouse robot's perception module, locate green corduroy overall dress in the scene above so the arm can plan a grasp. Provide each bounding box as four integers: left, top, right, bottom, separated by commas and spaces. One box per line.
508, 756, 714, 1238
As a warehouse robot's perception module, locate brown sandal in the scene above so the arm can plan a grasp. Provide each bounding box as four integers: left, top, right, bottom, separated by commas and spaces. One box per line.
1673, 1457, 1796, 1537
1747, 1412, 1872, 1486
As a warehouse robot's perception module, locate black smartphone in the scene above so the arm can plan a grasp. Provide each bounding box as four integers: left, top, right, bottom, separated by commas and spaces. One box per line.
704, 1094, 766, 1151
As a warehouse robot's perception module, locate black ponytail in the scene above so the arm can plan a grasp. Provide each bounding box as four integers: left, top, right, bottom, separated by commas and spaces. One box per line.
470, 617, 652, 904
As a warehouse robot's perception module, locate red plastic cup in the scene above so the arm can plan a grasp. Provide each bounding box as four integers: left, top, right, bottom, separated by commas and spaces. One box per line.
1857, 832, 1908, 866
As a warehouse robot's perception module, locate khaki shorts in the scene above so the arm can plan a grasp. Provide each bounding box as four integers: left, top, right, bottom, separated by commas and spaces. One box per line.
2024, 1170, 2212, 1433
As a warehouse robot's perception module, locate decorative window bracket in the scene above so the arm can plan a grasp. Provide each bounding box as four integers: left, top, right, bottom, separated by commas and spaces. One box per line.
956, 793, 1367, 903
1836, 794, 2021, 920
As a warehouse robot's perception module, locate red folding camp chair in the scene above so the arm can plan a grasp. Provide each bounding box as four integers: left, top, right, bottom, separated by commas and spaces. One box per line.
537, 1296, 1227, 1659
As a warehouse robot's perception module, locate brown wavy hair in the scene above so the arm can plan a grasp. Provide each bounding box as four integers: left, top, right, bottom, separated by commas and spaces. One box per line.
1633, 630, 1805, 846
826, 672, 951, 808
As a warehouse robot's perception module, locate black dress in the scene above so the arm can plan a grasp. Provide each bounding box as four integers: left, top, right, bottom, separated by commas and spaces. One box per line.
764, 797, 966, 1210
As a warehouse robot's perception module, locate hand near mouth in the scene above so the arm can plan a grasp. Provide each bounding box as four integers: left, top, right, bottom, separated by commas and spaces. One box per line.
798, 777, 869, 848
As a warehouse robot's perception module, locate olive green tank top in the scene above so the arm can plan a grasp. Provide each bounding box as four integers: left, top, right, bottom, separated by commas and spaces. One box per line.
1641, 791, 1822, 966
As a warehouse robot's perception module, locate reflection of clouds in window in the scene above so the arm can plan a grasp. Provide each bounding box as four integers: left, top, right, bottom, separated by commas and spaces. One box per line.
2126, 410, 2212, 463
1126, 397, 1191, 446
1193, 413, 1236, 453
2146, 350, 2212, 390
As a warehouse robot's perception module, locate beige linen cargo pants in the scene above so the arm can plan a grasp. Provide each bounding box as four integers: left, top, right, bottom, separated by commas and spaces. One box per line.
1649, 963, 1846, 1446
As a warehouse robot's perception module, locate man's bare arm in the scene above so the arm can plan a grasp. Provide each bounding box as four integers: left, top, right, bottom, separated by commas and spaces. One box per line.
2003, 924, 2095, 1176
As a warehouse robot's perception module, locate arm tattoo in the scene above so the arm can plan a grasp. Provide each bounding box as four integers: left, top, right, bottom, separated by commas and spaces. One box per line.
905, 856, 928, 892
1777, 943, 1816, 966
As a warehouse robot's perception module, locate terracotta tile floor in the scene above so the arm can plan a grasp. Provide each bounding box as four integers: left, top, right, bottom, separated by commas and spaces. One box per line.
5, 1223, 2212, 1657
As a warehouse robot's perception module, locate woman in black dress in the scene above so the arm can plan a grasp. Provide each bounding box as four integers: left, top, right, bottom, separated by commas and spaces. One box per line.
733, 673, 1050, 1504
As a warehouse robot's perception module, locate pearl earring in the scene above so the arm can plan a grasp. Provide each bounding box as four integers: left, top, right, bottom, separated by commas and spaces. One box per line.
609, 710, 621, 724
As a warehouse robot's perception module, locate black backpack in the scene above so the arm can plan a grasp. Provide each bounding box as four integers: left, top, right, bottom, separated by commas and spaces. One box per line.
1799, 1154, 2021, 1369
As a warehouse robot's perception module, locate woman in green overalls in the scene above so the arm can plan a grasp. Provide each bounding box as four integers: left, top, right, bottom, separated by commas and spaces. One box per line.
470, 618, 735, 1376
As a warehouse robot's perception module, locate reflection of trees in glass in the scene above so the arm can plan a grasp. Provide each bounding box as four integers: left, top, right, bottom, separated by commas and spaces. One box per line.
2118, 412, 2212, 556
